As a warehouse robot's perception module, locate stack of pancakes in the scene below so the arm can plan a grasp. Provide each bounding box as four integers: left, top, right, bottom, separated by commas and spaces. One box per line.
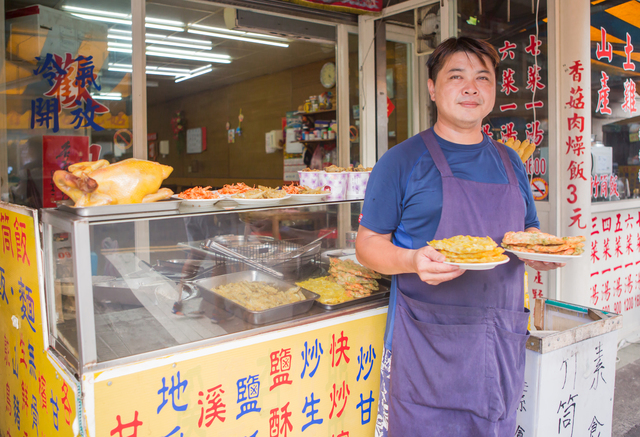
501, 231, 585, 255
428, 235, 509, 263
329, 258, 382, 298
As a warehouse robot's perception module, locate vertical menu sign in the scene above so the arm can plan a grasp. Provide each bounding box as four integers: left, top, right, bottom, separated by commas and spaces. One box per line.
0, 203, 78, 437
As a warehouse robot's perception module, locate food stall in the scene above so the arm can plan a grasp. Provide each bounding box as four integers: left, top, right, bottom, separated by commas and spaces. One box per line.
2, 194, 387, 436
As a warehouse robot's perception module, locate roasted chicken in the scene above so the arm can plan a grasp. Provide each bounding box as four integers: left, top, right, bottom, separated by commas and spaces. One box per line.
53, 158, 174, 207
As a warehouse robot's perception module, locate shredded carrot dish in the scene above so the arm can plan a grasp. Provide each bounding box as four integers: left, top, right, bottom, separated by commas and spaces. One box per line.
177, 186, 220, 199
282, 183, 302, 194
218, 182, 254, 195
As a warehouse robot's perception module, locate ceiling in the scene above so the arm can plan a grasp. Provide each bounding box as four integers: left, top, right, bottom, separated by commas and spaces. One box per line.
6, 0, 355, 105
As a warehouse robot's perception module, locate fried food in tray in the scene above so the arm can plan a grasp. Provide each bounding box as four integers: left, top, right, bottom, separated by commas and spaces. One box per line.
231, 186, 287, 199
502, 231, 586, 256
296, 277, 353, 304
211, 280, 307, 311
498, 138, 536, 163
219, 182, 254, 195
298, 258, 383, 303
429, 235, 508, 263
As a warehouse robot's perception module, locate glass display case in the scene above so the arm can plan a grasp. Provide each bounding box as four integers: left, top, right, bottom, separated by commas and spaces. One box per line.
41, 199, 388, 371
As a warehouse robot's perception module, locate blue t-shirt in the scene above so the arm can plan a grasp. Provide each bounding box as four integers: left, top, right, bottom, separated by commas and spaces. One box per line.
360, 129, 539, 349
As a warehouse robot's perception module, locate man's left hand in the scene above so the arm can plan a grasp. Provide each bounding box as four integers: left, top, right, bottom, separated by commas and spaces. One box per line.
520, 259, 566, 271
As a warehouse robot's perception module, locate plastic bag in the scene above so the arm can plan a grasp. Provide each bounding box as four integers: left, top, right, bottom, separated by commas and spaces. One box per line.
310, 146, 324, 170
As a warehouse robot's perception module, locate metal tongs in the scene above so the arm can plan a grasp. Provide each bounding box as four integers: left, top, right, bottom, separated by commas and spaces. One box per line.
201, 239, 284, 279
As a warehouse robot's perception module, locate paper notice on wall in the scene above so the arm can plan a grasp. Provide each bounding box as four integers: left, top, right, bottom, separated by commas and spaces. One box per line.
286, 128, 302, 154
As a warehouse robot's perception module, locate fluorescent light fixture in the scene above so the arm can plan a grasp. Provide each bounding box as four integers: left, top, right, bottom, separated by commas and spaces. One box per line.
175, 67, 213, 83
109, 63, 132, 67
188, 23, 290, 42
110, 29, 132, 35
108, 67, 133, 73
91, 92, 122, 100
144, 23, 184, 32
190, 64, 212, 74
107, 47, 133, 54
187, 29, 288, 48
70, 13, 131, 25
145, 17, 184, 26
108, 42, 133, 48
145, 33, 212, 45
143, 46, 229, 59
245, 32, 290, 42
188, 23, 246, 35
62, 5, 129, 19
146, 39, 213, 50
156, 67, 193, 73
146, 70, 188, 77
108, 34, 133, 41
146, 51, 231, 63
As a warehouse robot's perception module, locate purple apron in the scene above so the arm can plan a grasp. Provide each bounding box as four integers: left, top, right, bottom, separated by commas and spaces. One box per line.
388, 129, 530, 436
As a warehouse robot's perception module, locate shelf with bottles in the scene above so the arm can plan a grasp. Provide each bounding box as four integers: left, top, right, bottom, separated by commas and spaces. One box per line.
299, 138, 337, 144
294, 109, 336, 116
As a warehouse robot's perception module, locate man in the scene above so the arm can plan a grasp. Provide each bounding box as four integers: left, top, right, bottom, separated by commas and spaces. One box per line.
355, 37, 563, 436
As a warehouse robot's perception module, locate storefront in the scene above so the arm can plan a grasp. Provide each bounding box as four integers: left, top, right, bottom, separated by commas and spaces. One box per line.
1, 0, 640, 436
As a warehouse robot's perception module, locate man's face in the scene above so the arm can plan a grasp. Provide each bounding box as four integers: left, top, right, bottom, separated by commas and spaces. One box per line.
427, 51, 496, 129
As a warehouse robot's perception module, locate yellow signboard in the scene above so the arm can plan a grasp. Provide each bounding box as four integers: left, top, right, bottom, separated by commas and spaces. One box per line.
94, 311, 386, 437
0, 203, 77, 436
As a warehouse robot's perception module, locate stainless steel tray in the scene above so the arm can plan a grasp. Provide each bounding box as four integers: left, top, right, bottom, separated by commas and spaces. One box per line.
192, 271, 319, 325
306, 283, 390, 310
58, 199, 182, 217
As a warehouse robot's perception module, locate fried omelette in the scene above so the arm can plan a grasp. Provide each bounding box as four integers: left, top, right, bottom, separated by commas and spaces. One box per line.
428, 235, 499, 254
501, 231, 586, 256
429, 235, 507, 263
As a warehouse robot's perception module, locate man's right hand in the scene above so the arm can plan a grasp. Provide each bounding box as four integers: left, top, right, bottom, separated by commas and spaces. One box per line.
412, 245, 466, 285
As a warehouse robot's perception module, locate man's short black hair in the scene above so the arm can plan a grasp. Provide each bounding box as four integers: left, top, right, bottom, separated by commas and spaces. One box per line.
427, 37, 500, 83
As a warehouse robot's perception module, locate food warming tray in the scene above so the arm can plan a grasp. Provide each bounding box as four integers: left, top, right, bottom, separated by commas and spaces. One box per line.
58, 199, 182, 217
192, 271, 319, 325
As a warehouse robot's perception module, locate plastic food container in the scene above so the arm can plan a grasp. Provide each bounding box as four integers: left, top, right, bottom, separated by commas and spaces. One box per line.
298, 170, 322, 189
347, 171, 372, 199
322, 171, 349, 201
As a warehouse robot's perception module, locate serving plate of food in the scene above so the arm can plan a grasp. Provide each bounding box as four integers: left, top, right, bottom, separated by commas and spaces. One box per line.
501, 231, 586, 262
282, 183, 330, 201
443, 258, 510, 270
230, 186, 291, 206
428, 235, 510, 271
173, 186, 223, 207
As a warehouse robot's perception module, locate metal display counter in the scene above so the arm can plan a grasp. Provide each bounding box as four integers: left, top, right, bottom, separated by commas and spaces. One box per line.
39, 199, 388, 436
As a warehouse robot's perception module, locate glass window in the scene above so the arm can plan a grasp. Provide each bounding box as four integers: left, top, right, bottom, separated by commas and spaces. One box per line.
387, 39, 411, 148
458, 0, 549, 201
349, 32, 360, 167
3, 0, 133, 209
142, 3, 339, 185
591, 1, 640, 201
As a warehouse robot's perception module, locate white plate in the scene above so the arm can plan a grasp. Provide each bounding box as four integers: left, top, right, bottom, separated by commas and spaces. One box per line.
288, 193, 329, 202
172, 195, 221, 207
443, 257, 510, 270
504, 248, 583, 262
229, 194, 292, 206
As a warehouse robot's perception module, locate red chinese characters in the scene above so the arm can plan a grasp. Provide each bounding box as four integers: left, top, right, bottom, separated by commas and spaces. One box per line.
524, 35, 541, 56
566, 136, 584, 156
198, 384, 226, 428
501, 68, 519, 95
482, 124, 494, 138
568, 161, 587, 181
624, 33, 636, 71
568, 60, 584, 82
269, 402, 293, 437
329, 381, 350, 419
622, 79, 637, 114
526, 65, 545, 92
13, 219, 30, 266
500, 103, 517, 112
566, 87, 585, 109
567, 113, 585, 133
329, 331, 351, 367
596, 72, 612, 115
591, 284, 599, 306
525, 120, 544, 146
591, 241, 599, 263
498, 41, 517, 60
500, 122, 518, 142
596, 27, 613, 62
569, 208, 586, 229
269, 348, 293, 390
110, 412, 143, 437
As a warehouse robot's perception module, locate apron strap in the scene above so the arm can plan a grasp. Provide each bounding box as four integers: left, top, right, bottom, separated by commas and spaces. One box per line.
419, 128, 454, 178
491, 139, 520, 187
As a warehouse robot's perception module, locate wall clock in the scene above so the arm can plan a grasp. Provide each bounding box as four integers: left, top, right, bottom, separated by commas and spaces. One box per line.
320, 62, 336, 89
